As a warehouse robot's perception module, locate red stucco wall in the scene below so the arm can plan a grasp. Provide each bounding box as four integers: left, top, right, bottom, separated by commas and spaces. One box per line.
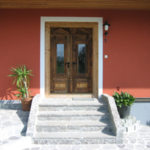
0, 9, 150, 99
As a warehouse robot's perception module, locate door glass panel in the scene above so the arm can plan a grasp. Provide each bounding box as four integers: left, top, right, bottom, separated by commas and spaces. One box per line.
78, 44, 86, 73
57, 44, 64, 73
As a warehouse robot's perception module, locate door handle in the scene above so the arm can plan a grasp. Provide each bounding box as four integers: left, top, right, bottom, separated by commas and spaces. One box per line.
72, 62, 77, 68
65, 62, 70, 68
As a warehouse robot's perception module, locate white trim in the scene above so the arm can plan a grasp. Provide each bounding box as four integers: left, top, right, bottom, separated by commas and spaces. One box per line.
40, 17, 103, 98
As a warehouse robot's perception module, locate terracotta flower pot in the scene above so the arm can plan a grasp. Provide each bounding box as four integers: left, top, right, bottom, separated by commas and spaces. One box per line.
21, 97, 33, 111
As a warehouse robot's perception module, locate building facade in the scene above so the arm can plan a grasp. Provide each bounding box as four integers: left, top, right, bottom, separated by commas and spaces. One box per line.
0, 1, 150, 124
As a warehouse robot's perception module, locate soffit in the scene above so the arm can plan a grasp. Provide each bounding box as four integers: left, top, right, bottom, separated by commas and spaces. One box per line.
0, 0, 150, 10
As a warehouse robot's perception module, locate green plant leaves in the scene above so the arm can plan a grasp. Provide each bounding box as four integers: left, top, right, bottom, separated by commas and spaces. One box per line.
112, 91, 135, 108
8, 65, 33, 99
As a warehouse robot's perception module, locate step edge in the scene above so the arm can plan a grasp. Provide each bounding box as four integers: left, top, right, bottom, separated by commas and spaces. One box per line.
34, 132, 116, 138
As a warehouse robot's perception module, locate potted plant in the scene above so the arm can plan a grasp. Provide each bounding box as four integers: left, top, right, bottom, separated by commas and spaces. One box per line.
113, 91, 135, 118
8, 65, 33, 111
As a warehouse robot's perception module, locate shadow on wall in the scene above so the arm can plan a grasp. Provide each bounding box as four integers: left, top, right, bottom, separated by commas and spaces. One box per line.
146, 121, 150, 126
0, 88, 16, 100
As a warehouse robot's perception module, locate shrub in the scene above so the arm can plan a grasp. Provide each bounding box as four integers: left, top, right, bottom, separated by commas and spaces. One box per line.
113, 91, 135, 108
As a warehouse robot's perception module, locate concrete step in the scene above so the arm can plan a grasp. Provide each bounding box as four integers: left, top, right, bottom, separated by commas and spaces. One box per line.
39, 103, 107, 111
39, 98, 105, 104
39, 98, 107, 111
33, 132, 116, 144
37, 110, 110, 121
36, 120, 113, 132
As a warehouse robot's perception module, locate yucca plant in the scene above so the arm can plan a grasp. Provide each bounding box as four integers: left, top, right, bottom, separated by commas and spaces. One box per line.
8, 65, 33, 99
15, 86, 32, 99
113, 91, 135, 108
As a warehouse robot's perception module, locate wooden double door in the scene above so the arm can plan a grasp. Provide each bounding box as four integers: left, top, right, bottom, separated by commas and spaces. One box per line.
50, 28, 92, 93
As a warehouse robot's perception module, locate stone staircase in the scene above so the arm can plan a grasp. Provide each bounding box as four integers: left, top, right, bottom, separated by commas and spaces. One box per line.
32, 98, 117, 144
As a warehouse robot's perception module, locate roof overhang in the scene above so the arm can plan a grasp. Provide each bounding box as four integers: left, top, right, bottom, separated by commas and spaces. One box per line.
0, 0, 150, 10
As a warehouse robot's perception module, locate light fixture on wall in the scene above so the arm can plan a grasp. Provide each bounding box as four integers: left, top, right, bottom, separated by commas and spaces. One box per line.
103, 21, 111, 36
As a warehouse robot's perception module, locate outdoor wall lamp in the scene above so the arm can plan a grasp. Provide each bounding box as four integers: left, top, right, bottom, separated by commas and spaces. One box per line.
103, 21, 111, 36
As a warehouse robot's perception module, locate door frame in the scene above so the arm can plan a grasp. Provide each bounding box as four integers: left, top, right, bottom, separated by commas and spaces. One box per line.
40, 17, 103, 98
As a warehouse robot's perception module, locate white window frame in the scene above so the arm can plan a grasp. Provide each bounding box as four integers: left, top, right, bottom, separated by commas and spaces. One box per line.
40, 17, 103, 98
